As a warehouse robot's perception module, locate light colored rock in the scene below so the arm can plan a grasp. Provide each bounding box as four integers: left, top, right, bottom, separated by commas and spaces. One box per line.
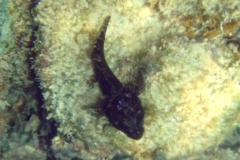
34, 0, 240, 159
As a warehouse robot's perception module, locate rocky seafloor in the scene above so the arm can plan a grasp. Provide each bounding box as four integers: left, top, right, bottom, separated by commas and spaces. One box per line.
1, 0, 240, 159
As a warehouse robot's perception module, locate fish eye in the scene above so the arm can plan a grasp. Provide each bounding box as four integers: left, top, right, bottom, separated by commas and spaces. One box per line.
125, 93, 132, 98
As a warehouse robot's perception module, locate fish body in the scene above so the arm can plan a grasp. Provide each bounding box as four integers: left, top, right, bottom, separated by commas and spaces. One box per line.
91, 16, 144, 140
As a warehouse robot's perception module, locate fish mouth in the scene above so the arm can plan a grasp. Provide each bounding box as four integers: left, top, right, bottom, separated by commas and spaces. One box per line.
125, 127, 144, 140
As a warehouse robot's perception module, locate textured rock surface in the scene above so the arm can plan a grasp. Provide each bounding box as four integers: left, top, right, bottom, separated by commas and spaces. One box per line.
0, 0, 45, 159
34, 0, 240, 159
1, 0, 240, 159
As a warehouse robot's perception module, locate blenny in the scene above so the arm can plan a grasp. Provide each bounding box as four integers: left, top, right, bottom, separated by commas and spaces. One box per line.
91, 16, 144, 140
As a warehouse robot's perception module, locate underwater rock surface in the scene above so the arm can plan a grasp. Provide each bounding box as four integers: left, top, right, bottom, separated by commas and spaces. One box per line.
1, 0, 240, 159
0, 0, 47, 159
34, 0, 240, 159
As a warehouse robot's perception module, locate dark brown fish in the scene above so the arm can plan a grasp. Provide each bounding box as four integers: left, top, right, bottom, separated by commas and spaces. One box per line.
91, 16, 144, 140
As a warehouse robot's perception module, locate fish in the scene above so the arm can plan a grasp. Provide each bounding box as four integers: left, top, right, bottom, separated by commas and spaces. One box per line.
91, 16, 145, 140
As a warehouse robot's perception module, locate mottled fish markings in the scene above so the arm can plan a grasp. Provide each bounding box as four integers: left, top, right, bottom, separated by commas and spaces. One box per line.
91, 16, 144, 140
